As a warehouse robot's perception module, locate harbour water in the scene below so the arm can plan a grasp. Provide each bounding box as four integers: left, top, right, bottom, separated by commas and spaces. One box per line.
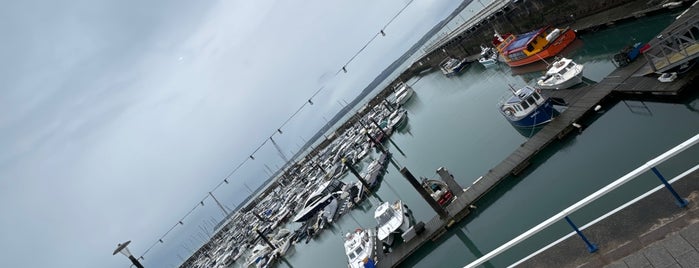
243, 11, 698, 268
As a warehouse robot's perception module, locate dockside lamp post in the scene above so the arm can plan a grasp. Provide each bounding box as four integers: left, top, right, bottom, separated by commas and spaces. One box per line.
113, 240, 145, 268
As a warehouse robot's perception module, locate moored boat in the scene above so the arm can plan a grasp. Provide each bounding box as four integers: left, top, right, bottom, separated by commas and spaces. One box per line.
292, 179, 344, 222
439, 57, 469, 77
374, 200, 412, 246
493, 26, 576, 67
536, 57, 584, 90
420, 178, 455, 207
498, 85, 558, 128
387, 109, 408, 131
344, 228, 377, 268
393, 82, 414, 105
478, 45, 498, 68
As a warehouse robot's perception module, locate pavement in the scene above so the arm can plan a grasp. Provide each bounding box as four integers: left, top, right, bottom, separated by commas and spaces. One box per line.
517, 168, 699, 268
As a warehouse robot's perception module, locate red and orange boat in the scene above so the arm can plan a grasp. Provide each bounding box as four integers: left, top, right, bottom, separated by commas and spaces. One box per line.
493, 26, 576, 67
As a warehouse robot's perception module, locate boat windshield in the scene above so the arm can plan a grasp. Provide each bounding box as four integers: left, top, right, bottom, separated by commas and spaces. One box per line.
353, 246, 364, 258
377, 209, 396, 226
526, 96, 536, 106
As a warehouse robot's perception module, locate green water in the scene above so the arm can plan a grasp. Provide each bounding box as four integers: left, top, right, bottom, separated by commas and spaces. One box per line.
274, 12, 699, 268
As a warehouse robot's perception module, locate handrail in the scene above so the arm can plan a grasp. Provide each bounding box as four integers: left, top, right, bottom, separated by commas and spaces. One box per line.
463, 133, 699, 268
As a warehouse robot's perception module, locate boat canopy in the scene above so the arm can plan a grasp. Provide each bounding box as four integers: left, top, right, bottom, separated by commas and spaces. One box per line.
504, 28, 547, 53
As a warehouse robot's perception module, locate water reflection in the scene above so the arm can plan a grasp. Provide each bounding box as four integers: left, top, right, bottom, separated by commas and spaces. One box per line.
454, 227, 495, 268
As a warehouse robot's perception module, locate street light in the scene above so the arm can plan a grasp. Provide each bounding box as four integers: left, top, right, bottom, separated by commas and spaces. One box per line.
113, 240, 145, 268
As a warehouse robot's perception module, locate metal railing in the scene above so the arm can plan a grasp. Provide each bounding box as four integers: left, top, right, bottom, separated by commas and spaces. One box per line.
463, 133, 699, 268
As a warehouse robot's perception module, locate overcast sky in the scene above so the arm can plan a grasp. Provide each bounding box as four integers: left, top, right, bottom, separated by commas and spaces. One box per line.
0, 0, 470, 267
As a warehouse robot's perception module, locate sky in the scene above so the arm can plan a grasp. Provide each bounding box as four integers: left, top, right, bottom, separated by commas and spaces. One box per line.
0, 0, 468, 267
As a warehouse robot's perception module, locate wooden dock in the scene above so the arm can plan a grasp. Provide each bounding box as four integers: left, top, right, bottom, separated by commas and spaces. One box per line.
376, 40, 699, 268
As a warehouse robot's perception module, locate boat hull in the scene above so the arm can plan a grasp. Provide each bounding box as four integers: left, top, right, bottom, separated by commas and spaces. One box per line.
537, 69, 584, 90
503, 99, 557, 128
504, 28, 577, 67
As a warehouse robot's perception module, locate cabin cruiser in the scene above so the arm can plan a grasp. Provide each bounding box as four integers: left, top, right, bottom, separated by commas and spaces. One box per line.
292, 179, 345, 222
439, 57, 469, 77
374, 200, 412, 246
387, 109, 408, 131
498, 85, 558, 128
393, 82, 414, 105
536, 57, 584, 90
344, 228, 377, 268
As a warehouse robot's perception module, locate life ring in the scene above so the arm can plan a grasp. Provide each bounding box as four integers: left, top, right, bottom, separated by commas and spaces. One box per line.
355, 228, 363, 233
504, 107, 515, 116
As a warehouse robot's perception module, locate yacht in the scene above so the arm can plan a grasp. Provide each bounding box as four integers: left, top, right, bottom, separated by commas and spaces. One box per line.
387, 109, 408, 131
374, 200, 412, 246
393, 82, 414, 105
292, 179, 344, 222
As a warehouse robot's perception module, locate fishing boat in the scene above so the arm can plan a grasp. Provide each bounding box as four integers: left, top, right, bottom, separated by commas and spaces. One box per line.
344, 228, 377, 268
493, 26, 576, 67
374, 200, 412, 246
393, 82, 414, 105
536, 57, 584, 90
420, 178, 455, 207
439, 57, 469, 77
478, 45, 498, 68
498, 85, 558, 128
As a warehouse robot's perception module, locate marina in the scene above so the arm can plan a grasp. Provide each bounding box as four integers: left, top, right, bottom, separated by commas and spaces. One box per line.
177, 2, 699, 268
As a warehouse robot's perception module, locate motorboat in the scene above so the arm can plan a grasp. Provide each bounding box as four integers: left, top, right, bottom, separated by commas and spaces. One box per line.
374, 200, 412, 246
478, 45, 498, 68
344, 228, 377, 268
393, 82, 414, 105
493, 26, 576, 67
387, 109, 408, 131
439, 57, 469, 77
536, 57, 584, 90
292, 179, 345, 222
498, 85, 558, 128
321, 196, 340, 224
421, 178, 455, 207
244, 244, 271, 268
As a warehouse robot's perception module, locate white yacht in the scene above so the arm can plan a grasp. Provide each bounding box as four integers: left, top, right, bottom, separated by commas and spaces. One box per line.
536, 57, 584, 90
374, 200, 412, 246
393, 82, 414, 105
292, 179, 344, 222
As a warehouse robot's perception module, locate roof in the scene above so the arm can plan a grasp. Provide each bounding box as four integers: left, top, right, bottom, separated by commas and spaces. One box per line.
505, 27, 547, 53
